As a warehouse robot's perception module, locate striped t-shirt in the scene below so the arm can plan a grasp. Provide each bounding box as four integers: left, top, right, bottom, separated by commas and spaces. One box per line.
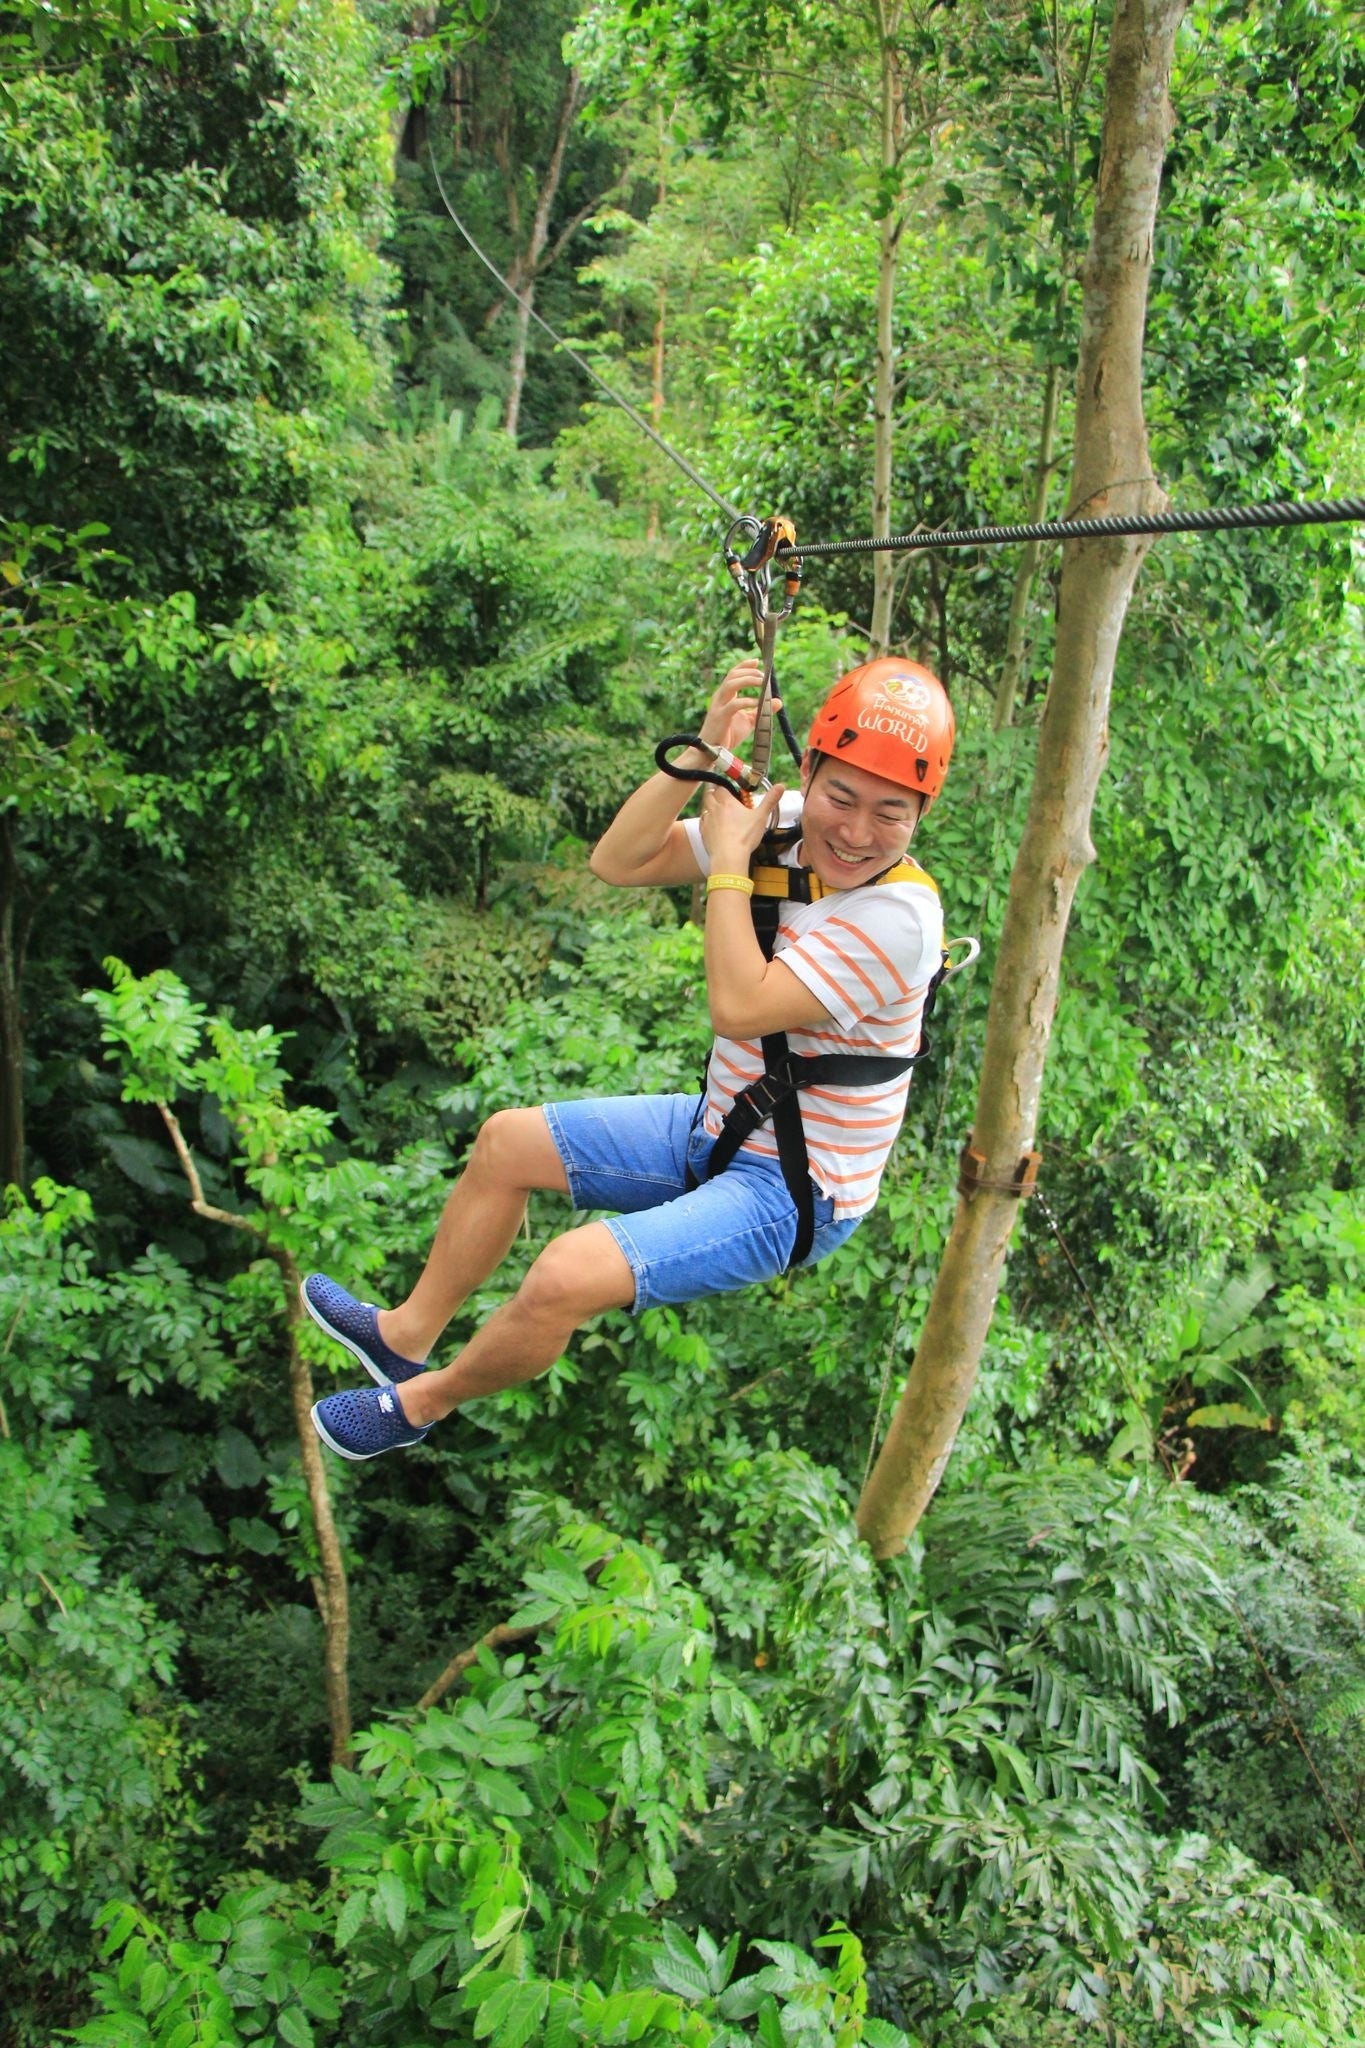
684, 802, 944, 1219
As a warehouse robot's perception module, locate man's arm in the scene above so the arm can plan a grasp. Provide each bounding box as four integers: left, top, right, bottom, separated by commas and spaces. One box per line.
589, 659, 769, 889
703, 885, 834, 1038
588, 764, 708, 888
697, 780, 835, 1040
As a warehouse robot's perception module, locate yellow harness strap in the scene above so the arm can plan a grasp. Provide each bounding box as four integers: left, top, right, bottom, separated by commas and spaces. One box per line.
749, 857, 939, 902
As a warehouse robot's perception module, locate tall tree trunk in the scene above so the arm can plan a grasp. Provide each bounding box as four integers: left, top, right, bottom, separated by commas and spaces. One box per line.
856, 0, 1185, 1557
0, 815, 26, 1191
505, 290, 535, 443
503, 69, 582, 440
645, 278, 667, 544
390, 6, 438, 163
992, 357, 1064, 731
869, 0, 905, 652
279, 1253, 353, 1765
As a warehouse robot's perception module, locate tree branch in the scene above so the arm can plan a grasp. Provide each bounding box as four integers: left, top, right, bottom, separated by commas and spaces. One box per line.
540, 177, 625, 277
416, 1619, 542, 1712
415, 1555, 614, 1713
156, 1102, 268, 1239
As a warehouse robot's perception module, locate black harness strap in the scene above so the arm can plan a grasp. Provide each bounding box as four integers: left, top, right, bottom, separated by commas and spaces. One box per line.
692, 847, 944, 1270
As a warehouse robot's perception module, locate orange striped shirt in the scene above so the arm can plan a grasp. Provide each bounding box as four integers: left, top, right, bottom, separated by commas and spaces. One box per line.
684, 808, 943, 1219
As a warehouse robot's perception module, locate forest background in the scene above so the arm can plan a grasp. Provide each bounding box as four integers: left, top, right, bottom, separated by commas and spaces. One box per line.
3, 0, 1364, 2043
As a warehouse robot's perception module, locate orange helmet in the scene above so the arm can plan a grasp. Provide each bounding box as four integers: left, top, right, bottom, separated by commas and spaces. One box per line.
808, 657, 955, 806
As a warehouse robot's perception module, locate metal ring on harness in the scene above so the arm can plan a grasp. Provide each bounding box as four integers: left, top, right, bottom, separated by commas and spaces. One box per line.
942, 935, 981, 975
654, 734, 770, 803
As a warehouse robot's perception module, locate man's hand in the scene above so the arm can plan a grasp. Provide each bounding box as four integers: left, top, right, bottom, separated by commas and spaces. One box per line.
588, 656, 784, 892
697, 659, 781, 755
699, 779, 788, 875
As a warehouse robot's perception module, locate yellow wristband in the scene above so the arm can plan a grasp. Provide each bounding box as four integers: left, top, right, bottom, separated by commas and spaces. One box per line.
706, 872, 755, 896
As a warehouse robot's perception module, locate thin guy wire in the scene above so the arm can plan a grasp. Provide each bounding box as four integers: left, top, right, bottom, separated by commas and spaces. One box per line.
785, 494, 1365, 559
428, 154, 742, 526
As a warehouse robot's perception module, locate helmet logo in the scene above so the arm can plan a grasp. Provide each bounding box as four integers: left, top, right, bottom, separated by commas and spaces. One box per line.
856, 701, 931, 753
880, 676, 935, 710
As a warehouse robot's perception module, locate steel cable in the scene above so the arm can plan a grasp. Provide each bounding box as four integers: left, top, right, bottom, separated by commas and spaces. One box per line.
785, 494, 1365, 559
428, 153, 742, 526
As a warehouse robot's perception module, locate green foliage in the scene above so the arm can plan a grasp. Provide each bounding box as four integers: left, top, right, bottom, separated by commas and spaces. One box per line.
70, 1472, 1365, 2045
389, 0, 623, 445
0, 1186, 199, 2014
440, 901, 710, 1126
4, 2, 1365, 2042
1172, 1447, 1365, 1928
669, 1457, 1364, 2035
703, 204, 1038, 662
0, 0, 193, 75
3, 0, 391, 598
76, 1506, 919, 2047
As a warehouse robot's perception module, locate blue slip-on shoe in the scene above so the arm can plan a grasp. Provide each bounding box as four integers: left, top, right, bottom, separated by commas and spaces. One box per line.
311, 1383, 431, 1461
301, 1272, 426, 1387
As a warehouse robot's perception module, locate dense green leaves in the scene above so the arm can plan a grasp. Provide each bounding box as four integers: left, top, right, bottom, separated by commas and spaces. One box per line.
4, 0, 1365, 2042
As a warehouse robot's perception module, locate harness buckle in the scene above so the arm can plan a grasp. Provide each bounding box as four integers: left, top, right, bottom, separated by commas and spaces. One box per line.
744, 1061, 798, 1121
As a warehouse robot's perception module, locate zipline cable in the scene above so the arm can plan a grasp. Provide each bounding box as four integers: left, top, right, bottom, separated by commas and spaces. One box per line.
428, 154, 742, 526
426, 149, 1365, 569
786, 494, 1365, 559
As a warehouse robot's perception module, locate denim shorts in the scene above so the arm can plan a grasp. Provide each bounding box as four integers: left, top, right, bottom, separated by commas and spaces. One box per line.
541, 1092, 861, 1314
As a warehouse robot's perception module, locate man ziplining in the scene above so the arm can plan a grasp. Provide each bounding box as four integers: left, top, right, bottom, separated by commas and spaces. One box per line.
305, 653, 955, 1460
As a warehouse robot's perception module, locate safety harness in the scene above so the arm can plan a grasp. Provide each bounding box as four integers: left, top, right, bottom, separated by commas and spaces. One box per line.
689, 835, 951, 1269
663, 514, 975, 1265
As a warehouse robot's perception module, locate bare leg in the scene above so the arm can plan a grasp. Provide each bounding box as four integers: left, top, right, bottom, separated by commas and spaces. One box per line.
395, 1221, 636, 1427
378, 1108, 570, 1361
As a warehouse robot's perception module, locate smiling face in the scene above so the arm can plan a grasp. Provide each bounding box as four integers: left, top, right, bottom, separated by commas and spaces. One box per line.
798, 751, 924, 888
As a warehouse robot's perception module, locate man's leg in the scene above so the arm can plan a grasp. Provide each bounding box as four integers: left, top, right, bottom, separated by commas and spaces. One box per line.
395, 1220, 636, 1426
378, 1107, 570, 1361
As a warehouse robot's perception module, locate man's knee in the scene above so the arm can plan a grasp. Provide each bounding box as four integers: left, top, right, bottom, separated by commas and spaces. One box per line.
470, 1107, 565, 1193
517, 1227, 635, 1324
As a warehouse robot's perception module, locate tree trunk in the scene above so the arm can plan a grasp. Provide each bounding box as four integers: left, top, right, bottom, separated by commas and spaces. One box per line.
504, 69, 582, 440
856, 0, 1185, 1557
157, 1106, 353, 1761
645, 279, 667, 544
868, 0, 905, 653
505, 288, 535, 443
277, 1248, 353, 1765
992, 357, 1064, 731
390, 6, 438, 163
646, 123, 668, 544
0, 815, 26, 1191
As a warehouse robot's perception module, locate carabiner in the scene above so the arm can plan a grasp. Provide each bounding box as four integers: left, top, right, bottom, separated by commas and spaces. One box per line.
724, 513, 805, 783
654, 734, 771, 804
